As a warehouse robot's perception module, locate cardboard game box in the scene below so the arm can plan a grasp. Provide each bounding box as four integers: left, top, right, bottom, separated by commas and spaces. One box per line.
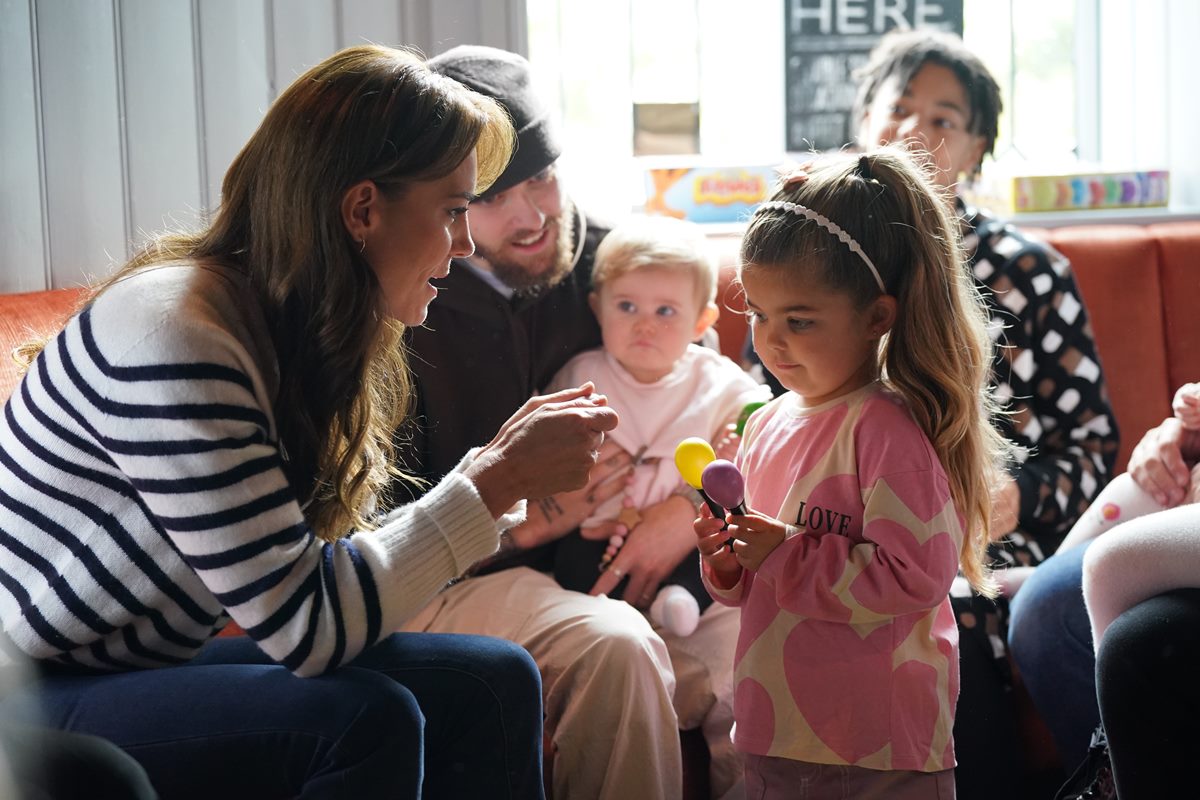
967, 166, 1170, 214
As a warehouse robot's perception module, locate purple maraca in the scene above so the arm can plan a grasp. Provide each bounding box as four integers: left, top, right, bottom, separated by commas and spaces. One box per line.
701, 459, 746, 516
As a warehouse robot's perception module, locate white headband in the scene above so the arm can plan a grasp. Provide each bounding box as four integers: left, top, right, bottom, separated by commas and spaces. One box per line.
754, 200, 886, 293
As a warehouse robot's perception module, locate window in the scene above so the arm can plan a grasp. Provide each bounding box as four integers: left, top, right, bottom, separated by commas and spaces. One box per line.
527, 0, 1199, 221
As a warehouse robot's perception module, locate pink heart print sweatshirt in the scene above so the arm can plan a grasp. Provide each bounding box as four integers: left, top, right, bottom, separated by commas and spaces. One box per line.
704, 382, 965, 772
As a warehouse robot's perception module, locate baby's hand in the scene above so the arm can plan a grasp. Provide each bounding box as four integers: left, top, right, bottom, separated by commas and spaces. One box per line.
712, 422, 740, 463
726, 511, 790, 572
1173, 383, 1200, 430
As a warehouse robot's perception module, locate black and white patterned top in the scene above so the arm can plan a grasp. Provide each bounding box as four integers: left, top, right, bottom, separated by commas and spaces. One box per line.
961, 202, 1119, 557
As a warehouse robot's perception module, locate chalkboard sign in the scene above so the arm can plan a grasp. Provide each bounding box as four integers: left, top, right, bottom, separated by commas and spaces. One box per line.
785, 0, 963, 152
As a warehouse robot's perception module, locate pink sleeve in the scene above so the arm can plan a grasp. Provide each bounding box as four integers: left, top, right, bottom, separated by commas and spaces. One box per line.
701, 558, 748, 606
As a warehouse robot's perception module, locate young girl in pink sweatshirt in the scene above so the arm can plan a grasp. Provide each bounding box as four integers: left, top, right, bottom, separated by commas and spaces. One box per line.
694, 147, 1012, 799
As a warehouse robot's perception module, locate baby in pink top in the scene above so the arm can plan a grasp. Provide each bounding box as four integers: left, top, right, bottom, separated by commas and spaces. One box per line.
694, 149, 1013, 798
549, 216, 769, 635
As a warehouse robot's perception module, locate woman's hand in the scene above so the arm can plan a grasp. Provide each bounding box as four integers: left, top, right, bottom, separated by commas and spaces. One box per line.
508, 440, 634, 549
588, 494, 697, 608
466, 384, 620, 518
1129, 416, 1200, 507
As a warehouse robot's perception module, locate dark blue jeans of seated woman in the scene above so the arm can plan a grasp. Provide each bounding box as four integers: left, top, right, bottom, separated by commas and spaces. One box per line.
1008, 541, 1100, 769
3, 632, 544, 800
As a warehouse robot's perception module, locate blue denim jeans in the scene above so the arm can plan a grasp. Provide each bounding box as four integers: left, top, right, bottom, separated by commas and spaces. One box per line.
4, 633, 544, 799
1007, 541, 1099, 768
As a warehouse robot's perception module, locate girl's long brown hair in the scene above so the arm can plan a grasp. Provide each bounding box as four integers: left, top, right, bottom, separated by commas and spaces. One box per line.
740, 147, 1013, 595
73, 46, 514, 540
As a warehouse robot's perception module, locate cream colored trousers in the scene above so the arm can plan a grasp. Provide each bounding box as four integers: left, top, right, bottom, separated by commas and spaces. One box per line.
400, 567, 742, 800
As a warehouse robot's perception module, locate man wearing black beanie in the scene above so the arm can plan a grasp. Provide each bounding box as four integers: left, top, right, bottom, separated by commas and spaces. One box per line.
394, 45, 741, 800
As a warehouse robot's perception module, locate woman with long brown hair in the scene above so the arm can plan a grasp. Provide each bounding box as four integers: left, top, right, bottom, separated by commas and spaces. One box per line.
0, 45, 615, 799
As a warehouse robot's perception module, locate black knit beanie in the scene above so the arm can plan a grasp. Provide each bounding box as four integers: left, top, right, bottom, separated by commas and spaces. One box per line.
428, 45, 562, 197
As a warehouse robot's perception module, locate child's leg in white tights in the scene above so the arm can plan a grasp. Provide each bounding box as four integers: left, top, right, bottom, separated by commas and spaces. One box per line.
1059, 473, 1167, 552
1083, 504, 1200, 645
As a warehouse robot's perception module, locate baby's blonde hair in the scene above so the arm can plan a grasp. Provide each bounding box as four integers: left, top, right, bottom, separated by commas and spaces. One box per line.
740, 146, 1014, 596
593, 215, 718, 309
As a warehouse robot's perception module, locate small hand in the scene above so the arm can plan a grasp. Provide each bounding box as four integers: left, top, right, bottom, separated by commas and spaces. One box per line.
1129, 417, 1195, 507
725, 511, 789, 572
1173, 383, 1200, 430
712, 422, 740, 463
694, 505, 741, 589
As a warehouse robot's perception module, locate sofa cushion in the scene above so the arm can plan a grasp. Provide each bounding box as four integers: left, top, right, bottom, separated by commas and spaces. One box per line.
0, 287, 85, 401
1151, 221, 1200, 393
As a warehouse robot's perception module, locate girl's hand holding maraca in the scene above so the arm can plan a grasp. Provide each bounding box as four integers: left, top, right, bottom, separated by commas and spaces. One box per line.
694, 505, 742, 589
725, 512, 792, 572
695, 455, 789, 574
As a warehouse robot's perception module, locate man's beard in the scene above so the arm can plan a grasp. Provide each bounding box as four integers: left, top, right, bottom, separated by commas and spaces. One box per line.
475, 204, 578, 298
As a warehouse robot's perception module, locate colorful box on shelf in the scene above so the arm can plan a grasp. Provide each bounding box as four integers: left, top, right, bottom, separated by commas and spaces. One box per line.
643, 165, 780, 224
967, 168, 1170, 214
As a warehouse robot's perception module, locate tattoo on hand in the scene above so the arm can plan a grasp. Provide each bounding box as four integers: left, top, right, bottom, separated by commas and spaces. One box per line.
537, 496, 564, 522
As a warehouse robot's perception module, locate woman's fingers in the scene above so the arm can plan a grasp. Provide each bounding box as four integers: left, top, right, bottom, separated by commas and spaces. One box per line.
497, 384, 608, 440
491, 400, 620, 500
1131, 418, 1190, 504
527, 382, 601, 410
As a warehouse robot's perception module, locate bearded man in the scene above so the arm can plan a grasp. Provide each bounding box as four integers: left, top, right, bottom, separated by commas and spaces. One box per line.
394, 46, 746, 800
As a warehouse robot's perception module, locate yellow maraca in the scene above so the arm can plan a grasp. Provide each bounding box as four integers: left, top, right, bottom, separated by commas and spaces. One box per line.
674, 437, 726, 520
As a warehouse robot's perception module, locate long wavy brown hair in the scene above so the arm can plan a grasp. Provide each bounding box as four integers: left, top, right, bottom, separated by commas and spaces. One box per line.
68, 45, 513, 540
740, 147, 1013, 595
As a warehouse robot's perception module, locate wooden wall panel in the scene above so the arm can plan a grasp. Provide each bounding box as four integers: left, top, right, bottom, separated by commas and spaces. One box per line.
0, 0, 48, 292
119, 0, 204, 244
0, 0, 526, 290
197, 0, 271, 215
38, 0, 128, 287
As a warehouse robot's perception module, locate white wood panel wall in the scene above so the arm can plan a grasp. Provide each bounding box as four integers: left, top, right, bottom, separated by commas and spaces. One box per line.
0, 0, 527, 293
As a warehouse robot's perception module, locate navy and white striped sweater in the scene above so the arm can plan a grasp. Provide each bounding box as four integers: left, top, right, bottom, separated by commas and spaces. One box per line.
0, 264, 509, 676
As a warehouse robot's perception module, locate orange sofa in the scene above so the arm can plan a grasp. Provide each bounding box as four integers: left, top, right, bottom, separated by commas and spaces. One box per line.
7, 223, 1195, 466
2, 221, 1198, 793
